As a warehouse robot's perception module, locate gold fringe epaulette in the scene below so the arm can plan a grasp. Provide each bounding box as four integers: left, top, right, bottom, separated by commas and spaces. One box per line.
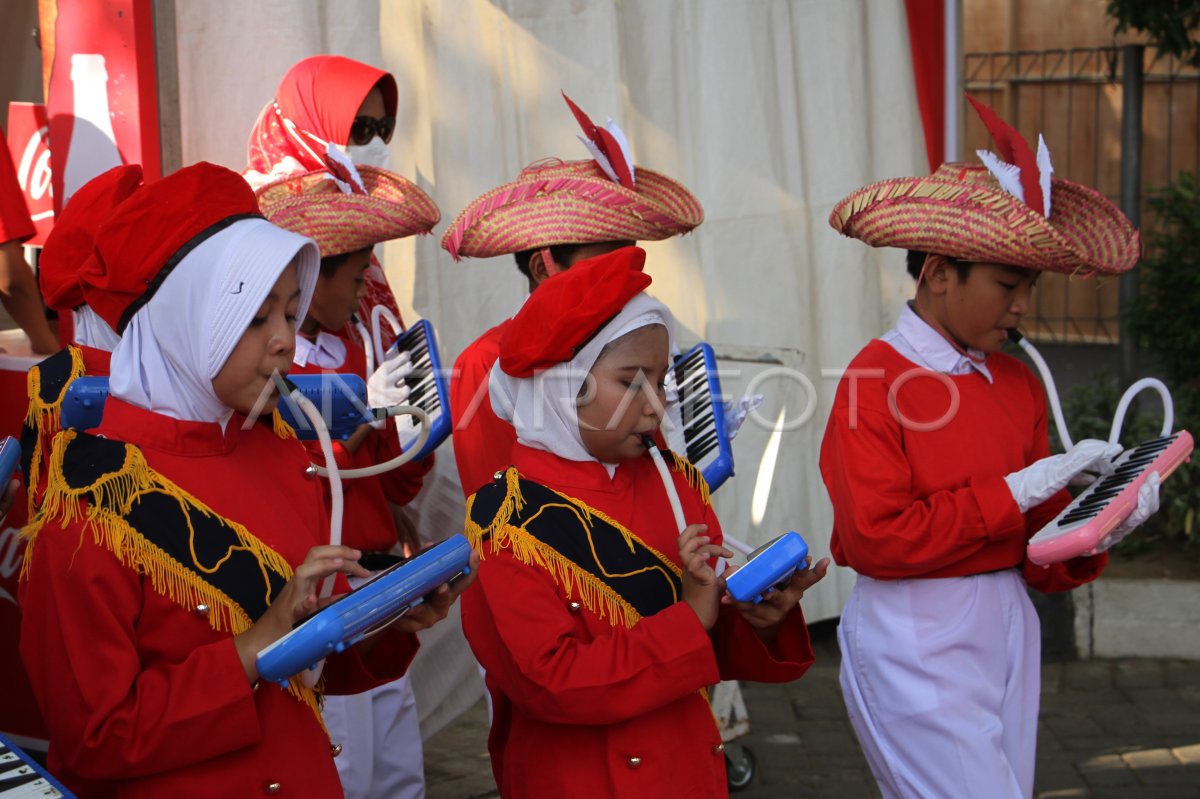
667, 450, 712, 508
21, 428, 322, 720
465, 468, 683, 630
23, 346, 86, 515
272, 409, 298, 440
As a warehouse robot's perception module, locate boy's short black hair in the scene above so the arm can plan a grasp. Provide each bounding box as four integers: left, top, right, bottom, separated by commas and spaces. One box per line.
513, 243, 589, 279
319, 253, 350, 279
319, 248, 371, 279
906, 250, 973, 282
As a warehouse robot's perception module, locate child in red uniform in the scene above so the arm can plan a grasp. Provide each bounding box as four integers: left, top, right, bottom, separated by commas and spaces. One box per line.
18, 163, 471, 799
258, 163, 440, 799
21, 165, 143, 514
821, 101, 1157, 798
257, 164, 440, 557
442, 95, 704, 497
461, 246, 828, 798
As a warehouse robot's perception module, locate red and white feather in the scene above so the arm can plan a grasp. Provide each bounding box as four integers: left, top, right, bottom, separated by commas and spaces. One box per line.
1036, 134, 1054, 218
323, 143, 367, 195
562, 91, 635, 189
966, 94, 1052, 219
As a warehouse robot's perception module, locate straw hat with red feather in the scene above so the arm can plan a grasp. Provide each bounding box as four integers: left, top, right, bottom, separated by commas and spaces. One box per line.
830, 96, 1140, 276
256, 158, 440, 256
441, 93, 704, 260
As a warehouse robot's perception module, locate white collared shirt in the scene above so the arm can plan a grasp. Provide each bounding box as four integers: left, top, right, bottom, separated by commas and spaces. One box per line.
294, 330, 348, 369
881, 302, 993, 383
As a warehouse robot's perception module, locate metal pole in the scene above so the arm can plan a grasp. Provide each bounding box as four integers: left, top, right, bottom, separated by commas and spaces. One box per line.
1119, 44, 1144, 384
943, 0, 962, 162
153, 0, 181, 176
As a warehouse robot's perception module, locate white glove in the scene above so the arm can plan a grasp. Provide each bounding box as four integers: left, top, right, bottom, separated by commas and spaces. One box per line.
1094, 472, 1161, 554
1004, 439, 1122, 513
367, 349, 413, 410
723, 394, 764, 440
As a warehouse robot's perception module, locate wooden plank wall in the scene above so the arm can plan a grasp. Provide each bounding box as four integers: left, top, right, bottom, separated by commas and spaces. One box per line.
961, 0, 1199, 343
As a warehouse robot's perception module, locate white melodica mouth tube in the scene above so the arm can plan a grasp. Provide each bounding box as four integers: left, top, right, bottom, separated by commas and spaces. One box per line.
1009, 328, 1174, 449
641, 434, 753, 561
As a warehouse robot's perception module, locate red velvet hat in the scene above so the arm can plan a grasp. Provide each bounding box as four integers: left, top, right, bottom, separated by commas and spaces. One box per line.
79, 162, 263, 333
39, 165, 144, 312
498, 245, 650, 378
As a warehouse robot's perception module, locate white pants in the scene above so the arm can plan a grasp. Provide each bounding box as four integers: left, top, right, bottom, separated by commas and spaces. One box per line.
838, 570, 1040, 799
323, 674, 425, 799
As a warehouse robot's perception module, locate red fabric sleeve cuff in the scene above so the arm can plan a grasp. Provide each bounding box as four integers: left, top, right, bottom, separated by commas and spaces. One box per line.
712, 604, 815, 683
972, 474, 1028, 543
323, 630, 420, 695
1024, 550, 1108, 594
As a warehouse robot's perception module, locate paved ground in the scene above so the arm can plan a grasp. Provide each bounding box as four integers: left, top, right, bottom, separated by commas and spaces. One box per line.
423, 620, 1200, 798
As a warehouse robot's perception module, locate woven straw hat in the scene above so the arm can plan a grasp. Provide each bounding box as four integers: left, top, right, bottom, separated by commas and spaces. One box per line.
440, 158, 704, 260
257, 165, 440, 257
829, 162, 1140, 276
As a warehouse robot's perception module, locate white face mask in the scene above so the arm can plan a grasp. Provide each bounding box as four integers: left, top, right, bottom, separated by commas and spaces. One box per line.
346, 136, 391, 169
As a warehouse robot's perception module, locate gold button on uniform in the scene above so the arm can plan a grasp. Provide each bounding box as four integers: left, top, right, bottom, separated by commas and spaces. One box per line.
330, 743, 343, 757
194, 603, 209, 616
264, 782, 282, 794
626, 756, 642, 769
712, 743, 725, 754
568, 601, 582, 612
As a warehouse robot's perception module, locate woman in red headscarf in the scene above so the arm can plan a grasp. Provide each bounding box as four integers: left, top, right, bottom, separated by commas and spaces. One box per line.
245, 55, 405, 351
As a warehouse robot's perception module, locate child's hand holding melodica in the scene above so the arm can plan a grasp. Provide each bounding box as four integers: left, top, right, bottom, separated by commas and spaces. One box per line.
678, 524, 733, 630
725, 555, 832, 643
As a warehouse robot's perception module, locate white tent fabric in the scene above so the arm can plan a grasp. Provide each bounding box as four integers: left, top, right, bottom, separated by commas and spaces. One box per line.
174, 0, 925, 737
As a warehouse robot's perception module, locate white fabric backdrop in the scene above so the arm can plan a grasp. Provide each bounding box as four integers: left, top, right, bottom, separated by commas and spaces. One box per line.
174, 0, 925, 736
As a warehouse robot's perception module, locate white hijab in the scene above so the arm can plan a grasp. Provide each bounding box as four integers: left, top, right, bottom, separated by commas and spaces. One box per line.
110, 218, 318, 426
72, 305, 121, 351
490, 292, 674, 464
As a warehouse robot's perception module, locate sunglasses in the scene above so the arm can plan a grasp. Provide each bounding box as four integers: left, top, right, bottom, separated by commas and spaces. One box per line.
349, 115, 396, 146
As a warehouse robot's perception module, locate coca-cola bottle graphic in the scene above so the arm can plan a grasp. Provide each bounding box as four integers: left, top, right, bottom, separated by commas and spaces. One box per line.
61, 53, 123, 204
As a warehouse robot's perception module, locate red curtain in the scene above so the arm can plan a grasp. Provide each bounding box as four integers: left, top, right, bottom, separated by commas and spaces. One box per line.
903, 0, 946, 172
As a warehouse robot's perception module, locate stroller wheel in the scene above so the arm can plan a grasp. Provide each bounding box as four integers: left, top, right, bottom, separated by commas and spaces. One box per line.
724, 742, 755, 792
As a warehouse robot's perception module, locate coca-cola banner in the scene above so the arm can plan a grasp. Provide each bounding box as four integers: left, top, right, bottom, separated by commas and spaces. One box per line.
43, 0, 161, 209
5, 103, 54, 247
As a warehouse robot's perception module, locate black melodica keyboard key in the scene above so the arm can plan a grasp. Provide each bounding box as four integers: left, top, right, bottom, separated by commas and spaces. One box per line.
0, 773, 41, 791
689, 432, 719, 463
1080, 484, 1123, 503
408, 377, 434, 405
1087, 481, 1129, 496
687, 410, 714, 430
1080, 487, 1125, 502
1079, 487, 1124, 504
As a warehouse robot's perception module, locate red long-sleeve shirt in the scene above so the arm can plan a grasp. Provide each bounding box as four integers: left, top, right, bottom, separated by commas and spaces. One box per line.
449, 321, 515, 498
820, 340, 1105, 592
